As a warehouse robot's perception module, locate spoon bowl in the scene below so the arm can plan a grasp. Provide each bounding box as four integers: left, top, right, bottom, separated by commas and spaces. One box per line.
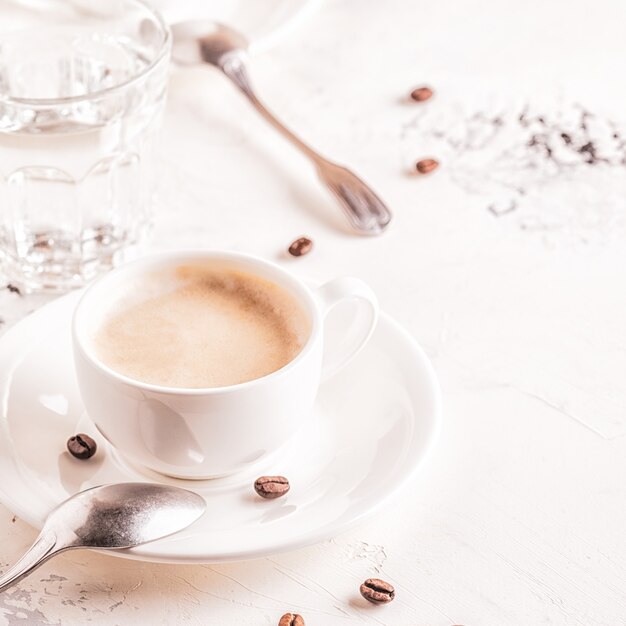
172, 20, 249, 67
0, 483, 205, 592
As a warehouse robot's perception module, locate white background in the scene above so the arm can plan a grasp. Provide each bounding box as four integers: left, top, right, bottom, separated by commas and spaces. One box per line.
1, 0, 625, 624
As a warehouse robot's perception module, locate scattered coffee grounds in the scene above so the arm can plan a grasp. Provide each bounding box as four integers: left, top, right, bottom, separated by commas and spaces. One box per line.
401, 102, 626, 240
360, 578, 395, 604
254, 476, 290, 499
288, 237, 313, 257
415, 158, 439, 174
279, 613, 305, 626
6, 284, 21, 295
410, 86, 434, 102
67, 434, 97, 460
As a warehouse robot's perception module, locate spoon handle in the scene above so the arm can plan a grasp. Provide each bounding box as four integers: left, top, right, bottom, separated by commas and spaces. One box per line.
220, 56, 392, 235
0, 531, 62, 592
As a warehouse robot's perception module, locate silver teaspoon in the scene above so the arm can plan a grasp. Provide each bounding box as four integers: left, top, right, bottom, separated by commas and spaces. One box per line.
171, 20, 392, 236
0, 483, 205, 592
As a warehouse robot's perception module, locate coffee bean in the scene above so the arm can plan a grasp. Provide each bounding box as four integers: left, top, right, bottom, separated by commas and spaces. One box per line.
254, 476, 290, 499
278, 613, 305, 626
360, 578, 395, 604
288, 237, 313, 257
67, 434, 97, 460
415, 158, 439, 174
410, 86, 434, 102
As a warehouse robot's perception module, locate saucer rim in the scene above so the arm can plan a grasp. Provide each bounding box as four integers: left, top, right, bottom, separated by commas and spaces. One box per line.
0, 292, 442, 564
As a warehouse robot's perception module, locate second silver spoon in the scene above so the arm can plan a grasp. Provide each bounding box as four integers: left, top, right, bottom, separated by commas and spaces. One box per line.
171, 20, 392, 236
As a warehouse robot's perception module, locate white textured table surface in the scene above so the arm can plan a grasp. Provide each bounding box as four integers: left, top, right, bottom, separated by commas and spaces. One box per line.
1, 0, 626, 624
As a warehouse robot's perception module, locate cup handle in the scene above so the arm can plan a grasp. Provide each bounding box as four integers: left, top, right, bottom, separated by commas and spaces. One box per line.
315, 277, 379, 381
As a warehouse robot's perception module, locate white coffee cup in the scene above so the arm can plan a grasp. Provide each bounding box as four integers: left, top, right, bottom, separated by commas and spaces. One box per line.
72, 250, 378, 478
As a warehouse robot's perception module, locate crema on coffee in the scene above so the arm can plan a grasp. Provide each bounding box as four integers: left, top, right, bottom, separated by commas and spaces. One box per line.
94, 264, 311, 388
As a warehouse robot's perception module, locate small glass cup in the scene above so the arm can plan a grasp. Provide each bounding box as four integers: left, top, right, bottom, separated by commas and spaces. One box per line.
0, 0, 171, 292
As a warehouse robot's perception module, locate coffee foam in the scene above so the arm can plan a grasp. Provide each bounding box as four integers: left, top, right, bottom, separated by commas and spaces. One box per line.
93, 263, 311, 388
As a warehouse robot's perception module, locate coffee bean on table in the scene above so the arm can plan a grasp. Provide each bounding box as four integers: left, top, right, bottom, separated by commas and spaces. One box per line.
67, 434, 97, 460
410, 86, 434, 102
415, 158, 439, 175
254, 476, 290, 499
279, 613, 305, 626
360, 578, 395, 604
288, 237, 313, 257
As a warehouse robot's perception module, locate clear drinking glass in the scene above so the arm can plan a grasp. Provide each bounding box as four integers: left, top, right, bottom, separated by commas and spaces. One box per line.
0, 0, 171, 291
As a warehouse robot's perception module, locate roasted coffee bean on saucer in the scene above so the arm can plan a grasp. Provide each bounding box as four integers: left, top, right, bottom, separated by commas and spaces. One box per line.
279, 613, 305, 626
360, 578, 395, 604
67, 434, 97, 460
254, 476, 290, 499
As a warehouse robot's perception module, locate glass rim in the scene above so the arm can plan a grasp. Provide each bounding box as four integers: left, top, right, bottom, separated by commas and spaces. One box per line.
0, 0, 171, 107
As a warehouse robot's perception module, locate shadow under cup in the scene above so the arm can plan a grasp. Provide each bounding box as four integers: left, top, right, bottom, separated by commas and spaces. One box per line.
72, 251, 325, 479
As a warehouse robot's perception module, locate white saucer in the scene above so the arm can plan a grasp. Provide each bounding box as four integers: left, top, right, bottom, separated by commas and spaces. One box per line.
0, 291, 441, 564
